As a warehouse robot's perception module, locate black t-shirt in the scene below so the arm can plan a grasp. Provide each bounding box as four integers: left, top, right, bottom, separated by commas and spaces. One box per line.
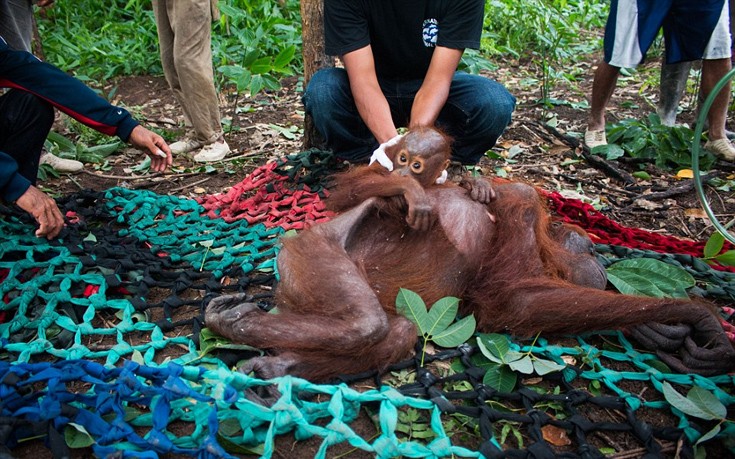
324, 0, 485, 80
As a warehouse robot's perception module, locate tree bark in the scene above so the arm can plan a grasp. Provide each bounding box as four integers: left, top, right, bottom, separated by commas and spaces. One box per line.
300, 0, 333, 149
31, 13, 45, 60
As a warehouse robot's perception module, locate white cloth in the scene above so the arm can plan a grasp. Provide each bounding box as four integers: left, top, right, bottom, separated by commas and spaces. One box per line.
368, 134, 403, 171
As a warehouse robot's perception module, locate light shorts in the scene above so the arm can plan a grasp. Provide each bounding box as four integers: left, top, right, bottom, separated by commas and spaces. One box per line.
604, 0, 732, 68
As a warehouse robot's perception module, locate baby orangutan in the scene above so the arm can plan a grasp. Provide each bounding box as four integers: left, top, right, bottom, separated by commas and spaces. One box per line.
206, 127, 735, 381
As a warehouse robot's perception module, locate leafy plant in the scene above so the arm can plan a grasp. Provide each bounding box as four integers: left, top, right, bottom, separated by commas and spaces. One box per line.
606, 258, 696, 298
396, 408, 436, 441
482, 0, 607, 100
215, 1, 300, 97
38, 0, 303, 93
43, 130, 122, 167
458, 48, 497, 75
601, 114, 715, 170
702, 230, 735, 267
475, 333, 565, 392
38, 0, 161, 81
395, 288, 476, 366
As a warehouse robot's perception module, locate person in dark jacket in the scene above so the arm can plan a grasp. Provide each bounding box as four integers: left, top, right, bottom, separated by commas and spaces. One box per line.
0, 36, 172, 239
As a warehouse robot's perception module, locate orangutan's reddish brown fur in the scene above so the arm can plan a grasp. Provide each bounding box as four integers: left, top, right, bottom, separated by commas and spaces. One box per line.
206, 127, 734, 381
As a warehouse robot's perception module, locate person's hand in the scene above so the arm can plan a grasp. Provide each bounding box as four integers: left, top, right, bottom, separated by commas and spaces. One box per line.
15, 185, 64, 239
369, 134, 403, 170
127, 125, 172, 172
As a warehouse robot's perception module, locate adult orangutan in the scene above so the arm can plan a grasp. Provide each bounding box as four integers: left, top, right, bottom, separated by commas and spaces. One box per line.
206, 127, 735, 381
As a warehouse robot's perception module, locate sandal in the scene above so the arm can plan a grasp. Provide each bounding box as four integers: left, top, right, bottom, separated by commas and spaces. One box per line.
584, 129, 607, 149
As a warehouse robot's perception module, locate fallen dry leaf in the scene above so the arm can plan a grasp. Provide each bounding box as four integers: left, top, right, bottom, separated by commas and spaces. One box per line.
633, 198, 662, 211
684, 208, 709, 219
542, 424, 571, 446
676, 169, 694, 179
548, 145, 569, 155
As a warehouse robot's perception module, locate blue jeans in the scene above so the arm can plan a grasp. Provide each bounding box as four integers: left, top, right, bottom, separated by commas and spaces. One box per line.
302, 68, 516, 164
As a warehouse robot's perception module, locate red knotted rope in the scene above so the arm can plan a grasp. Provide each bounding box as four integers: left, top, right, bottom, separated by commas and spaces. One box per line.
196, 160, 333, 231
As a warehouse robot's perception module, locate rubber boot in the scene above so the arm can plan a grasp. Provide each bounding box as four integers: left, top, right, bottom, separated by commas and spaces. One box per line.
657, 61, 692, 126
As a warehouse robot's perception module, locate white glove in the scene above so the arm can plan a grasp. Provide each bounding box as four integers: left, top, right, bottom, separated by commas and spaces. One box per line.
368, 134, 403, 171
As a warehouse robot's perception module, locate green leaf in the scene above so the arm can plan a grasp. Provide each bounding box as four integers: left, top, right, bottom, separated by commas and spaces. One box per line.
646, 358, 672, 374
591, 143, 624, 160
216, 434, 265, 456
432, 314, 476, 347
477, 333, 511, 363
395, 288, 430, 335
219, 418, 243, 437
704, 232, 725, 258
715, 250, 735, 267
64, 423, 95, 448
250, 56, 272, 75
82, 142, 122, 157
411, 429, 437, 439
687, 386, 727, 419
268, 124, 299, 140
627, 136, 648, 156
273, 45, 296, 69
46, 130, 77, 152
123, 405, 142, 423
607, 258, 695, 298
695, 424, 722, 446
199, 328, 262, 357
662, 382, 724, 420
483, 363, 517, 392
131, 155, 151, 172
632, 171, 651, 180
532, 358, 566, 375
607, 270, 667, 297
249, 74, 265, 96
426, 296, 459, 338
508, 355, 534, 374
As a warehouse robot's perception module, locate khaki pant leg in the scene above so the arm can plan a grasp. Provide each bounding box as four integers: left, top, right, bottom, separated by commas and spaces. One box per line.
153, 0, 221, 143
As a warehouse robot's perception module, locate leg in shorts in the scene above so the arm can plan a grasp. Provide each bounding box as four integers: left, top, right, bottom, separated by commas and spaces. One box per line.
604, 0, 730, 68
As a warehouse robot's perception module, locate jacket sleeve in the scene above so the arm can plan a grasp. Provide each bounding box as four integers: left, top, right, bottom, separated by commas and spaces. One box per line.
0, 39, 140, 141
0, 150, 31, 202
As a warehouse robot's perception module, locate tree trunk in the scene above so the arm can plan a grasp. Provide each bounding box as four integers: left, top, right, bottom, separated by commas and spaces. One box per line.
31, 13, 45, 60
300, 0, 333, 149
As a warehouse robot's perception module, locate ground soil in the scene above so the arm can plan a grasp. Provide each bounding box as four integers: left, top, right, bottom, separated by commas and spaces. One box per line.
44, 59, 735, 241
14, 55, 735, 458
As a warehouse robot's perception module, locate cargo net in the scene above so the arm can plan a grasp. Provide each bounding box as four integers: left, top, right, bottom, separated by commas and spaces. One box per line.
1, 150, 734, 458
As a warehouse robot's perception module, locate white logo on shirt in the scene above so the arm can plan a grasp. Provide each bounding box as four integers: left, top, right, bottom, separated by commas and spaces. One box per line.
422, 19, 438, 47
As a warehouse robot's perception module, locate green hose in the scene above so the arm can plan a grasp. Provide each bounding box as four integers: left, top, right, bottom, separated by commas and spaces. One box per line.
692, 66, 735, 244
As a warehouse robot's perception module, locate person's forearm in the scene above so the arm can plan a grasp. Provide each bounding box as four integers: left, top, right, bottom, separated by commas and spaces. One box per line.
409, 84, 449, 128
343, 46, 398, 144
352, 82, 398, 144
410, 46, 462, 129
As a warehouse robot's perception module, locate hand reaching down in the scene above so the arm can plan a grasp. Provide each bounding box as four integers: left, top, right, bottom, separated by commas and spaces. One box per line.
15, 185, 64, 239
